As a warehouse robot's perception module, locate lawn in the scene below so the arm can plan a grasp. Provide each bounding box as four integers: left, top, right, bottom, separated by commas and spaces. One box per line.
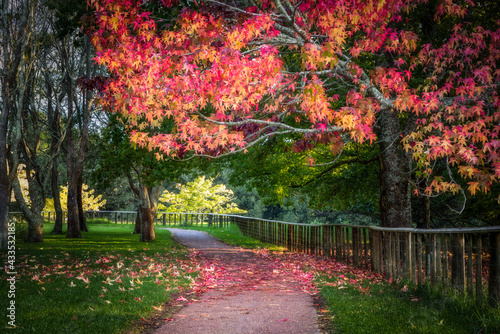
1, 223, 199, 334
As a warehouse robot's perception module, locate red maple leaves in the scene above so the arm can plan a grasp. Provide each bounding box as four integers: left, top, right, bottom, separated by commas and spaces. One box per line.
89, 0, 500, 195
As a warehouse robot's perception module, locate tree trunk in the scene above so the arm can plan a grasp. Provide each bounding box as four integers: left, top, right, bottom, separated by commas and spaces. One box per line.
0, 0, 30, 250
50, 162, 64, 234
63, 34, 90, 239
47, 69, 63, 235
78, 175, 88, 232
65, 61, 82, 239
66, 174, 82, 238
376, 108, 413, 228
139, 205, 156, 242
0, 84, 11, 248
133, 207, 141, 234
12, 177, 44, 243
0, 181, 10, 249
128, 174, 161, 242
415, 195, 431, 229
27, 216, 44, 242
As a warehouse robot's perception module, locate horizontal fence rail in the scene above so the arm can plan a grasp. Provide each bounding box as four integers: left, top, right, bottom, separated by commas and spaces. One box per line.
9, 211, 233, 228
9, 211, 500, 306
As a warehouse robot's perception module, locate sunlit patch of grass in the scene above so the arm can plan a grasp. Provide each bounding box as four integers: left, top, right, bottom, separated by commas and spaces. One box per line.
0, 224, 199, 334
174, 224, 286, 251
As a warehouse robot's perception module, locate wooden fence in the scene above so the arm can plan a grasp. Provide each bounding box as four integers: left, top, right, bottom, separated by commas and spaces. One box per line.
9, 211, 500, 305
230, 216, 500, 306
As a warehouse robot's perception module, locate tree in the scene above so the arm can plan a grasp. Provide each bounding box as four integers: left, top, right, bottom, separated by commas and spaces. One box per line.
89, 0, 500, 228
158, 175, 246, 214
1, 0, 57, 244
92, 114, 187, 241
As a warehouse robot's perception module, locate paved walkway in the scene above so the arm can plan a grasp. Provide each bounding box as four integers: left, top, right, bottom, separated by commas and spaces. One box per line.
153, 228, 319, 334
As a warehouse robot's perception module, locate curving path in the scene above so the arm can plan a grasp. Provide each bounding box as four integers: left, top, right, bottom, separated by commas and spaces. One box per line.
153, 228, 320, 334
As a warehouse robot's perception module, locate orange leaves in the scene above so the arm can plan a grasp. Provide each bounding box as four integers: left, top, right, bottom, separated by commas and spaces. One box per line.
89, 0, 500, 196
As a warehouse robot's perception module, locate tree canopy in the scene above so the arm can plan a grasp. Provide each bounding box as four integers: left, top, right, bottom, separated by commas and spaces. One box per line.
88, 0, 500, 227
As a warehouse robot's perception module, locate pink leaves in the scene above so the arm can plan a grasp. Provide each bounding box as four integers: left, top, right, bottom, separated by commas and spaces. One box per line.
76, 275, 90, 284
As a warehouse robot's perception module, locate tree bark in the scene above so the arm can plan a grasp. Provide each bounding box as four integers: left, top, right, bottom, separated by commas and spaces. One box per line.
127, 171, 161, 241
415, 195, 431, 229
47, 70, 63, 234
12, 176, 44, 243
65, 63, 82, 238
139, 205, 156, 242
50, 160, 64, 234
0, 181, 10, 249
78, 174, 88, 232
0, 0, 30, 248
134, 207, 141, 234
137, 184, 161, 242
64, 35, 91, 238
66, 175, 82, 238
376, 108, 413, 228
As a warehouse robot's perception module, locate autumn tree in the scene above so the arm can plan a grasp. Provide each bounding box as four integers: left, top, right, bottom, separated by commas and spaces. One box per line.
89, 0, 500, 228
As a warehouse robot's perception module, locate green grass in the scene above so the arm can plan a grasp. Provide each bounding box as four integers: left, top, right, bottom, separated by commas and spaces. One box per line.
318, 274, 500, 333
0, 223, 198, 334
86, 218, 114, 224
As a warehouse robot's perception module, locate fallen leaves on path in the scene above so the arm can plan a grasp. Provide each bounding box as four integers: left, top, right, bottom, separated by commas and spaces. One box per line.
187, 246, 384, 298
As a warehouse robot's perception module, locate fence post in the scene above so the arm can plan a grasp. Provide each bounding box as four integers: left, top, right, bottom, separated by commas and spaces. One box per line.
336, 226, 342, 261
406, 232, 414, 283
476, 236, 483, 300
489, 232, 500, 307
452, 233, 466, 292
467, 235, 474, 297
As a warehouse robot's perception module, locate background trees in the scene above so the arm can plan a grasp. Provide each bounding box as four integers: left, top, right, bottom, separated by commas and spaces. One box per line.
1, 0, 33, 248
158, 175, 246, 214
1, 0, 101, 246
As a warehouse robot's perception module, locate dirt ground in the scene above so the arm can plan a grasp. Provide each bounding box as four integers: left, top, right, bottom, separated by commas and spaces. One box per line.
151, 228, 323, 334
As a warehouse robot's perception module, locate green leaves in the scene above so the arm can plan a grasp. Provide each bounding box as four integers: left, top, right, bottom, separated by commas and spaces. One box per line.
158, 176, 246, 214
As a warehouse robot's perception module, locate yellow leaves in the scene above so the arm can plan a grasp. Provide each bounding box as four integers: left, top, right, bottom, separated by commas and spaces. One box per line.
467, 182, 481, 196
377, 0, 386, 11
458, 166, 478, 179
109, 16, 119, 32
44, 184, 106, 212
158, 176, 246, 214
